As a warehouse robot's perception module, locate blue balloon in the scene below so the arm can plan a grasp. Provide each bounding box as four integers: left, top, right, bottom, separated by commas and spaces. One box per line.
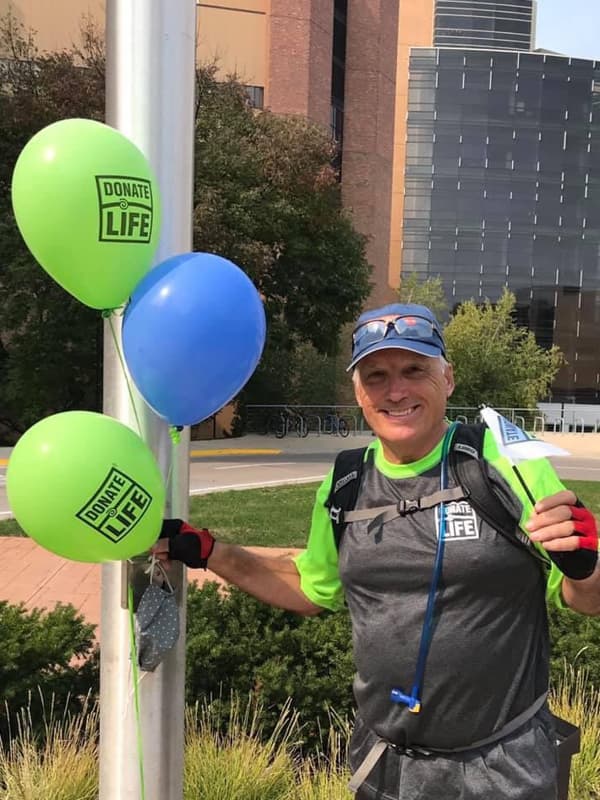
123, 252, 266, 426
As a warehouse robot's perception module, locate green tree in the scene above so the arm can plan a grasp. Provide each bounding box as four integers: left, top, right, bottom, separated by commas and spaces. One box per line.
0, 19, 371, 438
397, 272, 449, 320
192, 66, 371, 404
445, 289, 564, 408
0, 13, 104, 442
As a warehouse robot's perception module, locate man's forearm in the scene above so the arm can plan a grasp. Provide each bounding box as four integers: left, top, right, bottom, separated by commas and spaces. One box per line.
207, 541, 322, 616
562, 567, 600, 615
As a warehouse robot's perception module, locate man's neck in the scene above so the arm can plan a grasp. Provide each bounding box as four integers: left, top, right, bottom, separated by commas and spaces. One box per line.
380, 422, 449, 465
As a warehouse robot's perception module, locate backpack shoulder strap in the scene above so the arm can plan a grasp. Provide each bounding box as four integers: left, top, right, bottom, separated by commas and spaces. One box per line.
450, 423, 544, 560
325, 447, 371, 549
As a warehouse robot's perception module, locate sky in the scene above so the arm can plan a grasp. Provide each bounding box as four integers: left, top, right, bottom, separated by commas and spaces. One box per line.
535, 0, 600, 61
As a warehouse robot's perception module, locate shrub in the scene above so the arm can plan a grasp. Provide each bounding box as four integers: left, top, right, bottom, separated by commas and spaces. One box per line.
548, 605, 600, 687
185, 582, 355, 750
0, 601, 99, 740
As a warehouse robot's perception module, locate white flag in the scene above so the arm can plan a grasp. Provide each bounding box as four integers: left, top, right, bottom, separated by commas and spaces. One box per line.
479, 406, 570, 462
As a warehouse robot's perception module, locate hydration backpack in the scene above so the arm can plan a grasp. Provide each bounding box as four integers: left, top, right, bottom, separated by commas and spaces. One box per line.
326, 421, 597, 582
325, 422, 544, 556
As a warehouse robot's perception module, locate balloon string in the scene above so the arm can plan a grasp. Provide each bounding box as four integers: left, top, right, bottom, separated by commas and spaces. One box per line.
169, 425, 184, 445
128, 583, 147, 800
164, 428, 183, 494
164, 458, 175, 495
107, 313, 144, 438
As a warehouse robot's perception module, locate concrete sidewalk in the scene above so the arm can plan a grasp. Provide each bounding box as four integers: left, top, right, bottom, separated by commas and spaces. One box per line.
190, 431, 375, 457
0, 537, 300, 640
190, 431, 600, 458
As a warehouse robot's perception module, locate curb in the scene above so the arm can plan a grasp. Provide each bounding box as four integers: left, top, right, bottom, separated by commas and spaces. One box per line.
0, 449, 284, 467
190, 448, 281, 457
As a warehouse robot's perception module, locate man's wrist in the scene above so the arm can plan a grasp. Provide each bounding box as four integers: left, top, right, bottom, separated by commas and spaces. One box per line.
164, 521, 216, 569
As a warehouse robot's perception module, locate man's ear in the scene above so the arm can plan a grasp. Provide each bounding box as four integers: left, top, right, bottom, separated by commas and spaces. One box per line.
353, 370, 363, 408
445, 362, 455, 399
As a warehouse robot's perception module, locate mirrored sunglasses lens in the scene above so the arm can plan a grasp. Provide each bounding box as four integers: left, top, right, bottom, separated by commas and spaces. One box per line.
393, 318, 435, 339
354, 320, 388, 348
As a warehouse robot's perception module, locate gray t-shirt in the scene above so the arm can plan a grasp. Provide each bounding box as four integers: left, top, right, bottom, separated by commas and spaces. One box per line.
338, 453, 549, 750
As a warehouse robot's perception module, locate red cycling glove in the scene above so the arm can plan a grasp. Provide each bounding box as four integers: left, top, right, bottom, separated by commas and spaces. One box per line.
571, 504, 598, 552
159, 519, 215, 569
552, 500, 598, 580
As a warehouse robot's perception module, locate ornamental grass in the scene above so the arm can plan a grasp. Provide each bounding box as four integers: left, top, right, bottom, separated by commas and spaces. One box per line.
549, 664, 600, 800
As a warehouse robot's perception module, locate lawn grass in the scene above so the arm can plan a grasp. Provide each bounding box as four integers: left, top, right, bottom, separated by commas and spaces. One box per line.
1, 478, 598, 548
187, 484, 318, 548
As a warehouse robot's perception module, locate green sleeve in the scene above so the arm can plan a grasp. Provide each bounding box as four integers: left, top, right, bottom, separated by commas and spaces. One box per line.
293, 471, 345, 612
482, 430, 568, 610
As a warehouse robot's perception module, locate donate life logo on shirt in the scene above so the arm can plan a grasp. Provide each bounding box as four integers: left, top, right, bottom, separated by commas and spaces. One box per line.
435, 502, 480, 542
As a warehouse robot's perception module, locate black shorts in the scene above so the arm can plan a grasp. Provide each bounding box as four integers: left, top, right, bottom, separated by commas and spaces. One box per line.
350, 709, 559, 800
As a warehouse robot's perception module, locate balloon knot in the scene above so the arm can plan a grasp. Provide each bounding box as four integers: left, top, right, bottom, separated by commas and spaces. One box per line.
169, 426, 184, 445
101, 307, 119, 318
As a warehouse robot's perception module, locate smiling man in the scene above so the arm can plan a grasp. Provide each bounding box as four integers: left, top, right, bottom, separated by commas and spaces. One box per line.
348, 306, 454, 465
154, 303, 600, 800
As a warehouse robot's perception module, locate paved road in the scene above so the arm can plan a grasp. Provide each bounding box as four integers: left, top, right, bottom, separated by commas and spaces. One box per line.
186, 453, 600, 495
1, 434, 599, 518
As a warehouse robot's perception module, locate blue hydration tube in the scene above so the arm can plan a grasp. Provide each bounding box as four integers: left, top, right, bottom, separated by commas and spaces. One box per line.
390, 422, 459, 714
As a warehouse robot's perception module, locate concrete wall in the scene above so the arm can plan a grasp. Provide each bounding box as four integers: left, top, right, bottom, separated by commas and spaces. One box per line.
0, 0, 104, 54
197, 1, 267, 86
389, 0, 434, 290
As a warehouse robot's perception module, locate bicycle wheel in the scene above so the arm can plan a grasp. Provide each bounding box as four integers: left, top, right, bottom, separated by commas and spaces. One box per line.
338, 417, 350, 438
297, 416, 309, 438
275, 416, 287, 438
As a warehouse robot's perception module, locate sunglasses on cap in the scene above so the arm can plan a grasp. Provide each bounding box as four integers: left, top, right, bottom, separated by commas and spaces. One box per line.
352, 314, 444, 350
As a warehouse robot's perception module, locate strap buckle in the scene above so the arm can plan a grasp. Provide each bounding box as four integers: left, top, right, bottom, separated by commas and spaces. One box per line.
329, 505, 342, 524
390, 743, 434, 758
398, 498, 420, 515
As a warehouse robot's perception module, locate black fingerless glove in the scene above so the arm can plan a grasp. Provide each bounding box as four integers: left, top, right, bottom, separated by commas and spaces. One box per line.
551, 499, 598, 581
159, 518, 215, 569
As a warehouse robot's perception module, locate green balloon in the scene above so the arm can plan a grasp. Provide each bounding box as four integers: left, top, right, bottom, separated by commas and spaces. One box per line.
6, 411, 165, 563
11, 118, 161, 310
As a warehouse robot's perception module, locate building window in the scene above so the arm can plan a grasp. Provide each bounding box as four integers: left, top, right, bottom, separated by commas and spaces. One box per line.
245, 85, 264, 109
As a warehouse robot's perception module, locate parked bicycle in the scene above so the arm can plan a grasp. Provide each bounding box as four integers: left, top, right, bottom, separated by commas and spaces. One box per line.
323, 412, 351, 437
265, 408, 309, 438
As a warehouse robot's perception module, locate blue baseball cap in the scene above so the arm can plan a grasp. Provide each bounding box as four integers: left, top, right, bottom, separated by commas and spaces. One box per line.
347, 303, 446, 371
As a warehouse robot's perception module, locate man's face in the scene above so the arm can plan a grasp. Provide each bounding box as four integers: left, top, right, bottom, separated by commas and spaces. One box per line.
353, 347, 454, 464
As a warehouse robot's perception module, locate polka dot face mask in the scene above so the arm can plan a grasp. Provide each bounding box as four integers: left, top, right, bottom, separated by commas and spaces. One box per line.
135, 564, 180, 672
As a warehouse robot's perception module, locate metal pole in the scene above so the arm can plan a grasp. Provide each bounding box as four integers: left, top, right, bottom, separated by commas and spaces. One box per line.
100, 3, 196, 799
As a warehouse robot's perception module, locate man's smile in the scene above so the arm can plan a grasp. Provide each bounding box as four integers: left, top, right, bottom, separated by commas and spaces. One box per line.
381, 405, 420, 419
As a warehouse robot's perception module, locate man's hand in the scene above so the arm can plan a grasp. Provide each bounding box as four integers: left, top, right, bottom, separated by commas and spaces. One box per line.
151, 519, 215, 569
526, 490, 598, 581
526, 490, 597, 552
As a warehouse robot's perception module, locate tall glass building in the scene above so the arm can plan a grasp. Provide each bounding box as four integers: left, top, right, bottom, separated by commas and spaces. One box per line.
403, 4, 600, 401
434, 1, 534, 51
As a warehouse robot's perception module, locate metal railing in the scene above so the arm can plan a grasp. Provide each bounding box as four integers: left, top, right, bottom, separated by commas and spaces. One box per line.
243, 404, 600, 436
245, 404, 364, 437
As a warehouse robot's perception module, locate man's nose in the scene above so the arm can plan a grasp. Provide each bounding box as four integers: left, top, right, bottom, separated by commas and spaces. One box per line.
387, 374, 409, 399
